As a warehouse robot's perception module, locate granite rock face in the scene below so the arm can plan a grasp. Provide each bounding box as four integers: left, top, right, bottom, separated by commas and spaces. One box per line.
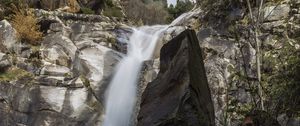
188, 1, 300, 125
0, 9, 128, 126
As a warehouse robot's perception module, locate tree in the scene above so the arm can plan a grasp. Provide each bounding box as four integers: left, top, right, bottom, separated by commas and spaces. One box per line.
167, 0, 193, 23
122, 0, 169, 25
245, 0, 265, 110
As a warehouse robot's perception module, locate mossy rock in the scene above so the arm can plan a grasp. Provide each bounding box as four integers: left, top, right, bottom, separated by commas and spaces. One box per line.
0, 66, 34, 82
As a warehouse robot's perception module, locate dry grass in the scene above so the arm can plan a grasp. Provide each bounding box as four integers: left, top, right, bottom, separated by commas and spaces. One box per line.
10, 4, 42, 45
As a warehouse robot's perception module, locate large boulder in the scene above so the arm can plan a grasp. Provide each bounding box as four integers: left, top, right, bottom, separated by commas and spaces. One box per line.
137, 30, 215, 126
0, 20, 18, 53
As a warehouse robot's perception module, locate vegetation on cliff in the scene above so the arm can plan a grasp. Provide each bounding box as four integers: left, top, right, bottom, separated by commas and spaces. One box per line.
194, 0, 299, 125
9, 4, 42, 45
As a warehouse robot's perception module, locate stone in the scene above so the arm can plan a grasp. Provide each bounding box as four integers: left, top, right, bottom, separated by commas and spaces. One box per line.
74, 44, 121, 101
264, 4, 290, 21
0, 20, 18, 53
291, 0, 300, 5
39, 86, 67, 112
41, 33, 77, 63
40, 65, 70, 76
137, 30, 215, 126
0, 52, 10, 71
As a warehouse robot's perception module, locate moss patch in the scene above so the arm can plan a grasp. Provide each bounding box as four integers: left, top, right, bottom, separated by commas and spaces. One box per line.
103, 7, 123, 18
0, 67, 33, 82
80, 7, 95, 14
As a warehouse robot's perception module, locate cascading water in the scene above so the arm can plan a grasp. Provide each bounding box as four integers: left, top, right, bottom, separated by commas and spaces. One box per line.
103, 25, 167, 126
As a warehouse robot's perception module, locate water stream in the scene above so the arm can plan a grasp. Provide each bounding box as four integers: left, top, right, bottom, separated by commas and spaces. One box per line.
103, 25, 167, 126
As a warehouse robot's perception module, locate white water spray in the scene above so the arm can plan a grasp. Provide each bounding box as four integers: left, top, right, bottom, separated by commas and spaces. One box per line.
103, 25, 167, 126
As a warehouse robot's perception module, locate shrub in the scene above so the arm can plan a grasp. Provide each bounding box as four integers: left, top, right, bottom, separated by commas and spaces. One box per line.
122, 0, 169, 25
81, 7, 95, 14
103, 7, 123, 17
9, 4, 42, 45
262, 41, 300, 117
167, 1, 194, 23
105, 0, 114, 7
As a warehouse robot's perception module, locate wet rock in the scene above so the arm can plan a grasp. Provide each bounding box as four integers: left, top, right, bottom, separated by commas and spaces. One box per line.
138, 30, 215, 126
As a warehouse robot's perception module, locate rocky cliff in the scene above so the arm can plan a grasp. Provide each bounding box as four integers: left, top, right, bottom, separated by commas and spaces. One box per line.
0, 9, 128, 125
0, 0, 299, 126
190, 0, 300, 125
0, 6, 199, 125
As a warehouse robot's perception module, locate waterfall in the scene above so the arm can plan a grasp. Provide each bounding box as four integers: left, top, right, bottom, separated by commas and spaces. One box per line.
103, 25, 167, 126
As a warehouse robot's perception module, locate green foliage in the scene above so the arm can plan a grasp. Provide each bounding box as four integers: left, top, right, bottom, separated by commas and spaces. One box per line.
80, 7, 95, 14
262, 39, 300, 117
105, 0, 114, 7
0, 67, 33, 82
167, 1, 193, 22
107, 37, 116, 44
122, 0, 169, 25
0, 0, 16, 6
103, 7, 123, 17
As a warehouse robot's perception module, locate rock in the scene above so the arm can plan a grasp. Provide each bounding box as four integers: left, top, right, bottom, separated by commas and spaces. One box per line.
263, 4, 290, 21
0, 82, 39, 126
40, 0, 81, 13
291, 0, 300, 5
41, 33, 77, 65
0, 20, 18, 53
137, 30, 215, 126
194, 22, 260, 125
40, 65, 70, 76
0, 52, 10, 71
39, 86, 67, 112
262, 20, 286, 32
153, 26, 186, 59
74, 44, 121, 101
0, 79, 103, 126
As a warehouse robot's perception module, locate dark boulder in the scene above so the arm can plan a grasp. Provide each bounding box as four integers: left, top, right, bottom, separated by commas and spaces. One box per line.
137, 29, 215, 126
